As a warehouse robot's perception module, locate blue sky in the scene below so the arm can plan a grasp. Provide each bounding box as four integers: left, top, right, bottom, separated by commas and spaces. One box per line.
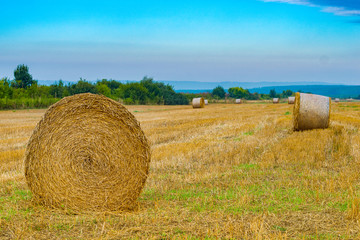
0, 0, 359, 83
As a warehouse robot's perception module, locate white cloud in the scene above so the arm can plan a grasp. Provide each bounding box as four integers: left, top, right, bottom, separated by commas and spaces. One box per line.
322, 7, 360, 16
261, 0, 317, 7
261, 0, 360, 17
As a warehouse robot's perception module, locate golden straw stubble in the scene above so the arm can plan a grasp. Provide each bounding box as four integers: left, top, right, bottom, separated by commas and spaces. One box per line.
25, 93, 151, 212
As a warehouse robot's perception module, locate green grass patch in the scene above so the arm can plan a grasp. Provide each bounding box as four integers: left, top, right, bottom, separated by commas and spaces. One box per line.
243, 130, 254, 136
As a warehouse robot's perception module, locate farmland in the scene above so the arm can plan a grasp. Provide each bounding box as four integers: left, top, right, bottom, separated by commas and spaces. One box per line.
1, 102, 360, 239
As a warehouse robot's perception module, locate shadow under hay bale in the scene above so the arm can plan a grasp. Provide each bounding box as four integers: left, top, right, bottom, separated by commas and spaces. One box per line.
273, 98, 279, 104
288, 97, 295, 104
25, 93, 151, 212
192, 97, 205, 108
293, 92, 331, 131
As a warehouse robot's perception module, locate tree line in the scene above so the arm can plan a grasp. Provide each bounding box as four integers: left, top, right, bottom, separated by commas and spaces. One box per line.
0, 64, 294, 109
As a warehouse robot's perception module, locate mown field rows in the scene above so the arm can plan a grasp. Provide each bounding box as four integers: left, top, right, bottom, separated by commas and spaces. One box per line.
1, 103, 360, 239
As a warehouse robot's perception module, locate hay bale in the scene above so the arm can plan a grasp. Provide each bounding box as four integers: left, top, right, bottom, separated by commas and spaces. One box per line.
293, 92, 331, 131
347, 98, 353, 102
192, 97, 205, 108
273, 98, 279, 104
288, 97, 295, 104
235, 99, 241, 104
204, 100, 209, 105
25, 93, 150, 212
334, 98, 340, 103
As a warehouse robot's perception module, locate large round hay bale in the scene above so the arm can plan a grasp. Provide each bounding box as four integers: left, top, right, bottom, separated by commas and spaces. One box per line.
334, 98, 340, 103
192, 97, 205, 108
293, 92, 331, 131
235, 99, 241, 104
288, 97, 295, 104
25, 93, 151, 211
204, 100, 209, 105
273, 98, 279, 104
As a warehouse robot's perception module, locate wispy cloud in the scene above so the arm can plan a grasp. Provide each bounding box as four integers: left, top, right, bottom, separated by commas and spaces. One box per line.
322, 7, 360, 16
261, 0, 360, 18
261, 0, 317, 7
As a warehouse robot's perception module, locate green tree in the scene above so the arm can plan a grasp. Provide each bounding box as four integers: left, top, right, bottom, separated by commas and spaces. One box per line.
96, 83, 112, 97
0, 78, 11, 98
212, 86, 226, 99
228, 87, 250, 99
70, 79, 97, 94
269, 89, 277, 98
116, 82, 149, 104
13, 64, 36, 88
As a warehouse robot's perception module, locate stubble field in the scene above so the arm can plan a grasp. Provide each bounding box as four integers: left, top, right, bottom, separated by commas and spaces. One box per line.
1, 102, 360, 239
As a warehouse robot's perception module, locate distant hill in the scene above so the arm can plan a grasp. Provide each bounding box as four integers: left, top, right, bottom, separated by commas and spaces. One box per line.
248, 85, 360, 98
163, 81, 335, 90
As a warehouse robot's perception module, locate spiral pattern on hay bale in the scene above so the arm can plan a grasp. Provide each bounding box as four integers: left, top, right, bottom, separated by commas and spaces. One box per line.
293, 92, 331, 131
192, 97, 205, 108
25, 93, 150, 212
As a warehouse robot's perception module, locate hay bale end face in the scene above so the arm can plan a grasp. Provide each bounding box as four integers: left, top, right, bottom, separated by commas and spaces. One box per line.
236, 99, 241, 104
273, 98, 279, 104
204, 100, 209, 105
192, 97, 205, 108
288, 97, 295, 104
293, 92, 331, 131
25, 93, 151, 212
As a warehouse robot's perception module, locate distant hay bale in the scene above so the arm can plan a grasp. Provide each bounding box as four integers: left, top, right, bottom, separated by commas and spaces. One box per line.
235, 99, 241, 104
334, 98, 340, 103
204, 100, 209, 105
347, 98, 353, 102
25, 93, 151, 212
192, 97, 205, 108
288, 97, 295, 104
293, 92, 331, 131
273, 98, 279, 104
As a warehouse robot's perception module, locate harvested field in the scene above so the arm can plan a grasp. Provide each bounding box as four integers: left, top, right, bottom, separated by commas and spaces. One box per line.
1, 103, 360, 239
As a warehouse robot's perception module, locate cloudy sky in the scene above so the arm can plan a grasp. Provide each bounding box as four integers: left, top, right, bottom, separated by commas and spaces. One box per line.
0, 0, 359, 83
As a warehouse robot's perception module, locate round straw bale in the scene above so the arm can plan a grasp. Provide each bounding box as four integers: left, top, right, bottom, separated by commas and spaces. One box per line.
334, 98, 340, 103
273, 98, 279, 104
25, 93, 150, 212
204, 100, 209, 105
192, 97, 205, 108
293, 92, 331, 131
347, 98, 353, 102
236, 99, 241, 104
288, 97, 295, 104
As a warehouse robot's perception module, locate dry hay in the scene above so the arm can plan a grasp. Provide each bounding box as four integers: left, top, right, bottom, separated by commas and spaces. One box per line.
334, 98, 340, 103
192, 97, 205, 108
273, 98, 279, 104
288, 97, 295, 104
204, 99, 209, 105
235, 99, 241, 104
25, 93, 151, 212
293, 92, 331, 131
